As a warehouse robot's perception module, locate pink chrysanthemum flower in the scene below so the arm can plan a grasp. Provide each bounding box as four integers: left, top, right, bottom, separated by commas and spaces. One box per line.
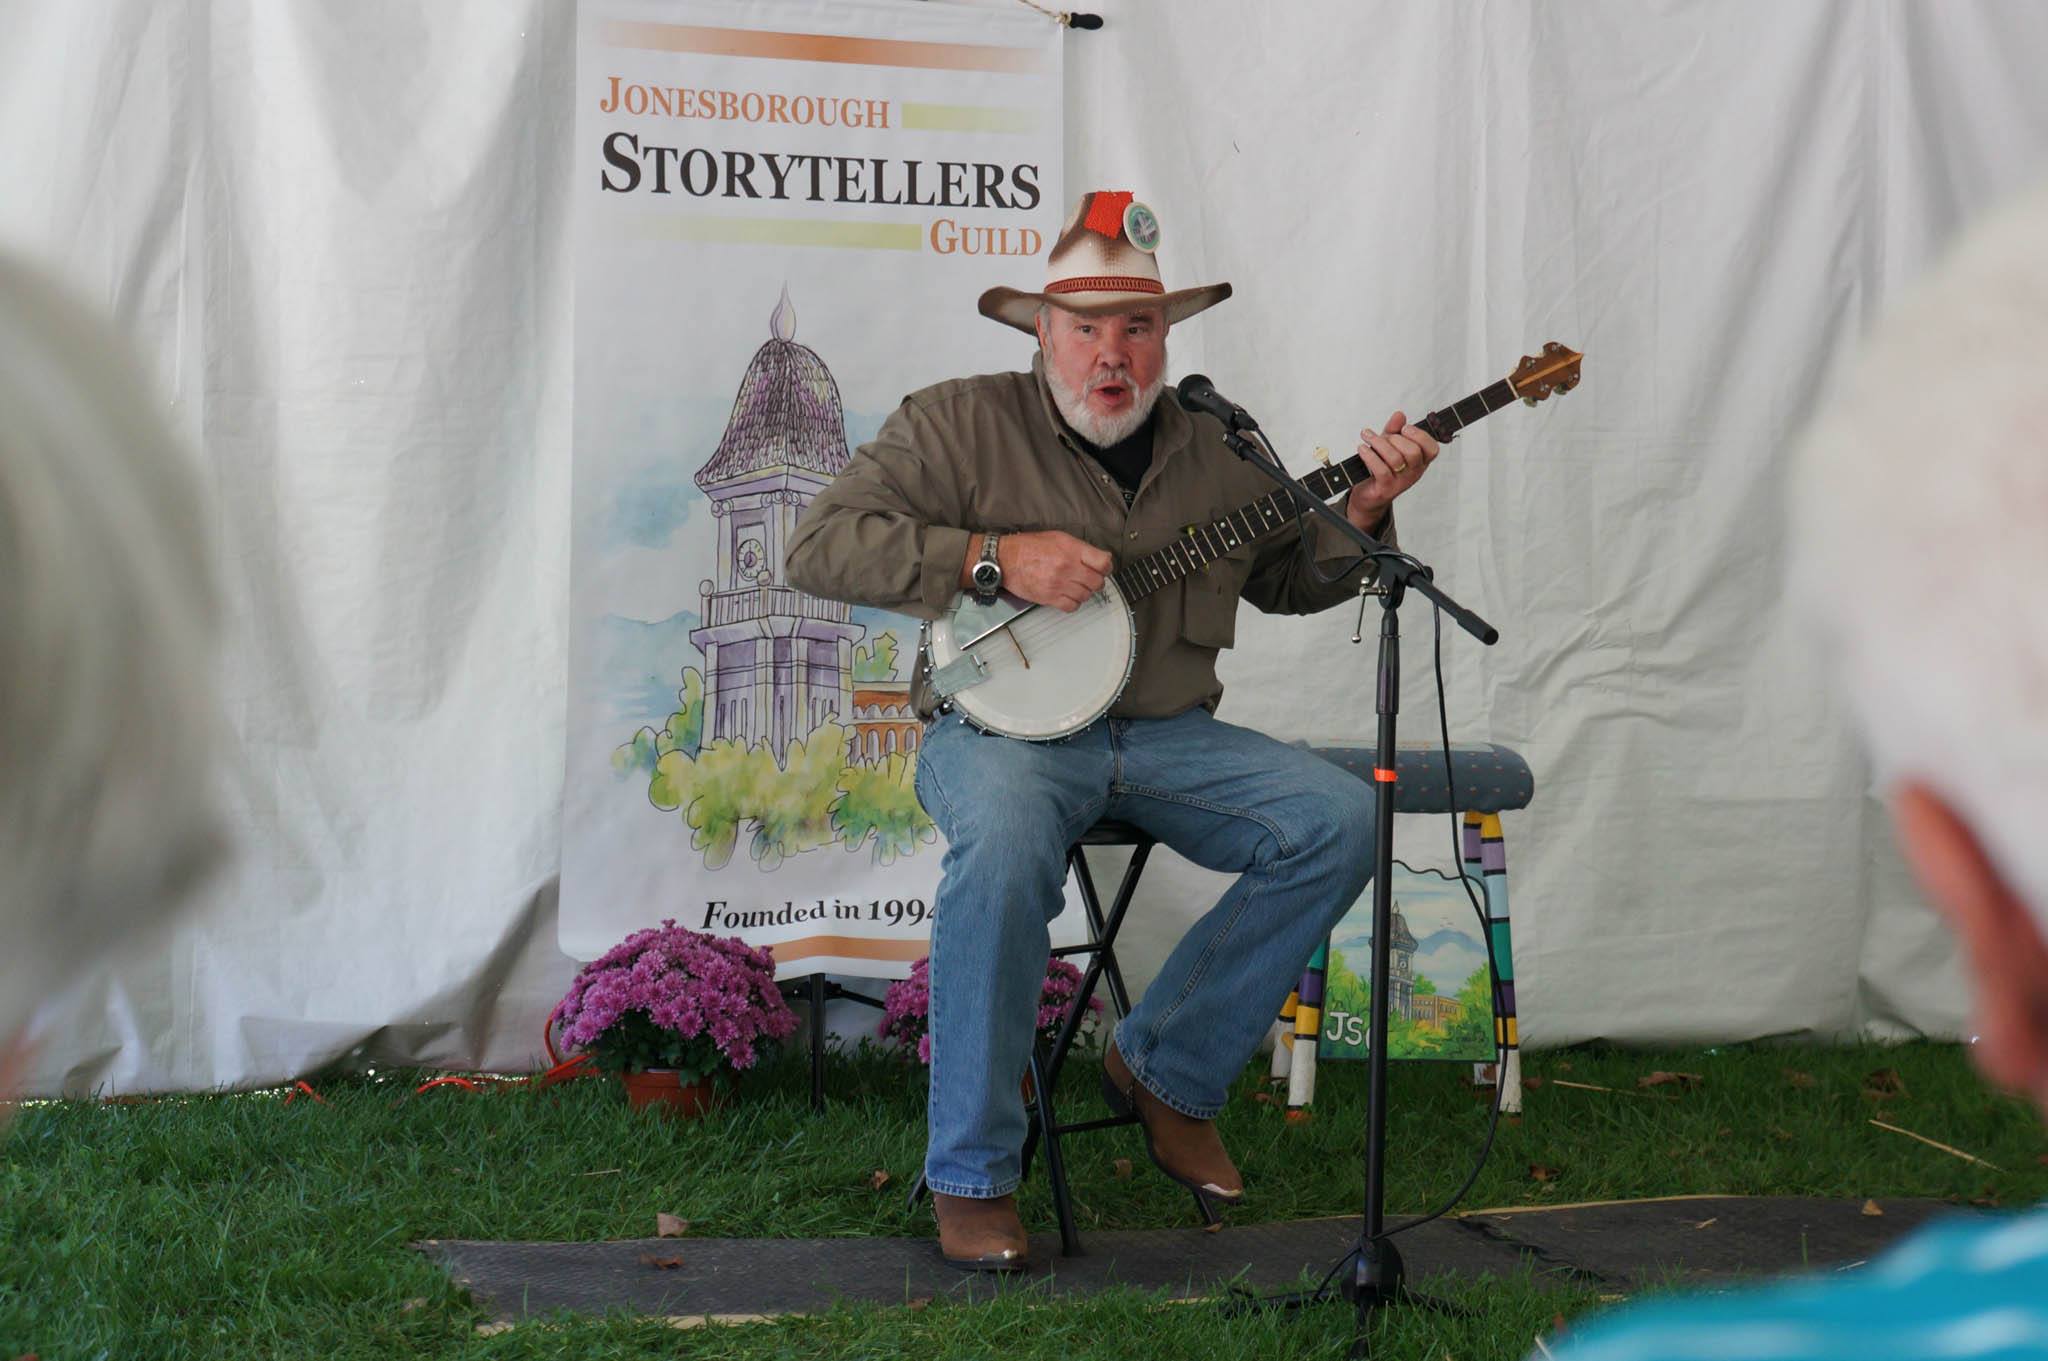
878, 955, 1101, 1065
549, 920, 797, 1081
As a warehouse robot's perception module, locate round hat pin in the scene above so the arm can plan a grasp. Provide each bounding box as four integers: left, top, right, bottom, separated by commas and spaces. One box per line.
1123, 201, 1161, 253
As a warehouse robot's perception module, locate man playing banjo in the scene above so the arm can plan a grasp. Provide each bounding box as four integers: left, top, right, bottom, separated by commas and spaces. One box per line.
784, 190, 1441, 1270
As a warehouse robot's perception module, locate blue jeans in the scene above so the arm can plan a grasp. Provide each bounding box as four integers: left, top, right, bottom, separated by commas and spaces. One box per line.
911, 706, 1376, 1199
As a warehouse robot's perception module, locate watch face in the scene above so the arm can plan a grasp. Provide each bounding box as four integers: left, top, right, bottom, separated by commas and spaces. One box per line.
973, 562, 1000, 590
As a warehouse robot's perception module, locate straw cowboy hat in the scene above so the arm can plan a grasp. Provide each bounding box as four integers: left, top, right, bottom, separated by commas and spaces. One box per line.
978, 190, 1232, 334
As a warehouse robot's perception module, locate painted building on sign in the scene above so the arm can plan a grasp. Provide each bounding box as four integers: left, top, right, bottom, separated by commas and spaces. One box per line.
1386, 905, 1420, 1021
691, 288, 865, 760
1411, 992, 1464, 1032
851, 683, 920, 762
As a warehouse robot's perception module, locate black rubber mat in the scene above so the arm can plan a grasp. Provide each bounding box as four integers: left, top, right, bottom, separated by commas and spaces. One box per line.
1458, 1195, 1957, 1287
419, 1217, 1522, 1323
418, 1196, 1967, 1323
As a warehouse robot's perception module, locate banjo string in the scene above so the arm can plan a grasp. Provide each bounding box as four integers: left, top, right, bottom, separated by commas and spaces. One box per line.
950, 600, 1115, 682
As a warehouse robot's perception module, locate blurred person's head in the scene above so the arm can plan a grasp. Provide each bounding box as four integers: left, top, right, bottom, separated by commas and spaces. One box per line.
0, 255, 224, 1094
1789, 182, 2048, 1118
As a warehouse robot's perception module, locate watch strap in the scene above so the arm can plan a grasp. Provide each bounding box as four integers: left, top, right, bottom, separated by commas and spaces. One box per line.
973, 531, 1002, 599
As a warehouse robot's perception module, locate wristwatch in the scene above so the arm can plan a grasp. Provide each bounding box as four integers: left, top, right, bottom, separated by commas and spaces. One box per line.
971, 531, 1003, 603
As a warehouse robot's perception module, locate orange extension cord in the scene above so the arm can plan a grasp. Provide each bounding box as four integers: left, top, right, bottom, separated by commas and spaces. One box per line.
280, 1019, 596, 1104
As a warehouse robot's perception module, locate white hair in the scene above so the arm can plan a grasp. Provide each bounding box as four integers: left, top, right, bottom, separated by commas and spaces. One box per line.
0, 255, 224, 1048
1786, 180, 2048, 935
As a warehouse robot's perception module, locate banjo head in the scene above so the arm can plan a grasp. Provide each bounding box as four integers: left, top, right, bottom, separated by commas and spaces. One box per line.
928, 579, 1135, 741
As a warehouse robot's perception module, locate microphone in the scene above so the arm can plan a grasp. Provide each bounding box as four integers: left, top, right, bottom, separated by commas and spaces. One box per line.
1174, 373, 1260, 432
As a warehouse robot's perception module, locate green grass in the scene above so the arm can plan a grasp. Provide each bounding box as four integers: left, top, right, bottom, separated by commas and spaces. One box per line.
3, 1041, 2043, 1359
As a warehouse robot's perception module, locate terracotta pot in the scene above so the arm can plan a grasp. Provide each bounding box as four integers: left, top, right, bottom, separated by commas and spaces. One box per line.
619, 1068, 718, 1118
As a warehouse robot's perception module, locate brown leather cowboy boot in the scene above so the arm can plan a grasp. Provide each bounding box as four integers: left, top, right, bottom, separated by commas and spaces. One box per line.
931, 1191, 1030, 1271
1101, 1041, 1244, 1216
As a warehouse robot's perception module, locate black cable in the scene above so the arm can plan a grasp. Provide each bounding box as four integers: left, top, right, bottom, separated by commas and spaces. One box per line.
1241, 428, 1385, 589
1378, 602, 1509, 1239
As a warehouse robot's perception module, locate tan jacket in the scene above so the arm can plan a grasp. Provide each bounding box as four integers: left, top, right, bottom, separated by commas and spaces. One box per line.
784, 357, 1393, 718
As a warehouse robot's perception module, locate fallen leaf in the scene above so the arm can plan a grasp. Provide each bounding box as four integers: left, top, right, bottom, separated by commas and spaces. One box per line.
1551, 1312, 1569, 1335
1252, 1091, 1275, 1105
1971, 1194, 2001, 1208
1784, 1069, 1815, 1089
1203, 1220, 1224, 1234
1863, 1068, 1908, 1099
1637, 1071, 1703, 1090
399, 1297, 428, 1313
475, 1322, 514, 1337
1556, 1061, 1574, 1072
907, 1296, 933, 1312
1529, 1163, 1561, 1183
638, 1253, 686, 1270
1692, 1218, 1717, 1230
1284, 1108, 1314, 1125
869, 1169, 892, 1191
1717, 1126, 1732, 1138
1861, 1199, 1883, 1217
2037, 1153, 2047, 1168
1771, 1127, 1795, 1143
1112, 1158, 1133, 1181
1521, 1076, 1544, 1091
656, 1213, 689, 1238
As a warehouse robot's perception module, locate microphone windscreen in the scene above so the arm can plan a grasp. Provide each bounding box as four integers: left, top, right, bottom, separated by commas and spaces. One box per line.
1068, 13, 1104, 29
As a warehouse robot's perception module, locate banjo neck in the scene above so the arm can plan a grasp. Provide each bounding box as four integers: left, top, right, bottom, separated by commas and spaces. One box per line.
1110, 376, 1518, 606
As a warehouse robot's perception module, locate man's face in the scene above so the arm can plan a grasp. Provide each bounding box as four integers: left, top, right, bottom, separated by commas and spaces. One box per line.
1037, 305, 1168, 443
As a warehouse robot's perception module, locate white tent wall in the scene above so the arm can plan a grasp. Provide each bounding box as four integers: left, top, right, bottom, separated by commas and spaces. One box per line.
2, 1, 2045, 1095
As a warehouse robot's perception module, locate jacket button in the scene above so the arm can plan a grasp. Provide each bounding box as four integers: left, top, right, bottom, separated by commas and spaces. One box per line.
1127, 532, 1138, 540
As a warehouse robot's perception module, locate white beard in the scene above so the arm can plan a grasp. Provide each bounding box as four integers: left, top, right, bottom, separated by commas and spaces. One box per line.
1044, 356, 1168, 446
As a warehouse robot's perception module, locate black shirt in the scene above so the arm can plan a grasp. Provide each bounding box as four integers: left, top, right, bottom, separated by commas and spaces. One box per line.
1075, 414, 1155, 506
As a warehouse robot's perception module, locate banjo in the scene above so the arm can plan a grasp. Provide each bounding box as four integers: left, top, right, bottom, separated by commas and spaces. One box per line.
918, 343, 1583, 740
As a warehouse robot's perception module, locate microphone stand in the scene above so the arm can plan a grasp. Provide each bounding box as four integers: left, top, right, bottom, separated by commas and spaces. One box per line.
1210, 415, 1497, 1355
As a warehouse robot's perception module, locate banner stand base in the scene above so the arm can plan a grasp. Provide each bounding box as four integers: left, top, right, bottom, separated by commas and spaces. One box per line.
780, 972, 886, 1112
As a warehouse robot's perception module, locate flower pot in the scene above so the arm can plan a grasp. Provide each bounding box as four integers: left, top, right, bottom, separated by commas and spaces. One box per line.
619, 1068, 718, 1118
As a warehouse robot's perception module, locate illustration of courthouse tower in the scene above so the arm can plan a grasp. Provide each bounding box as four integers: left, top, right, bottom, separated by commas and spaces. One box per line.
691, 288, 864, 759
1386, 906, 1420, 1021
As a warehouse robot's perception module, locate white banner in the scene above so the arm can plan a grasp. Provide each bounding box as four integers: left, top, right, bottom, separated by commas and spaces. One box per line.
562, 0, 1064, 978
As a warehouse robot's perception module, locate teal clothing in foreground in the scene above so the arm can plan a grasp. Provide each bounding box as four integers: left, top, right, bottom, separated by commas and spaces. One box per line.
1541, 1205, 2048, 1361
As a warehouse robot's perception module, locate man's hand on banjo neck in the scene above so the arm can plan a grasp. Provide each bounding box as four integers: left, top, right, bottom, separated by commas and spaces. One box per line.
1347, 409, 1439, 530
958, 529, 1112, 613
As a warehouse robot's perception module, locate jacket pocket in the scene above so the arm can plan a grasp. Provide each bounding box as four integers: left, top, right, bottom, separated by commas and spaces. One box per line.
1182, 576, 1240, 649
